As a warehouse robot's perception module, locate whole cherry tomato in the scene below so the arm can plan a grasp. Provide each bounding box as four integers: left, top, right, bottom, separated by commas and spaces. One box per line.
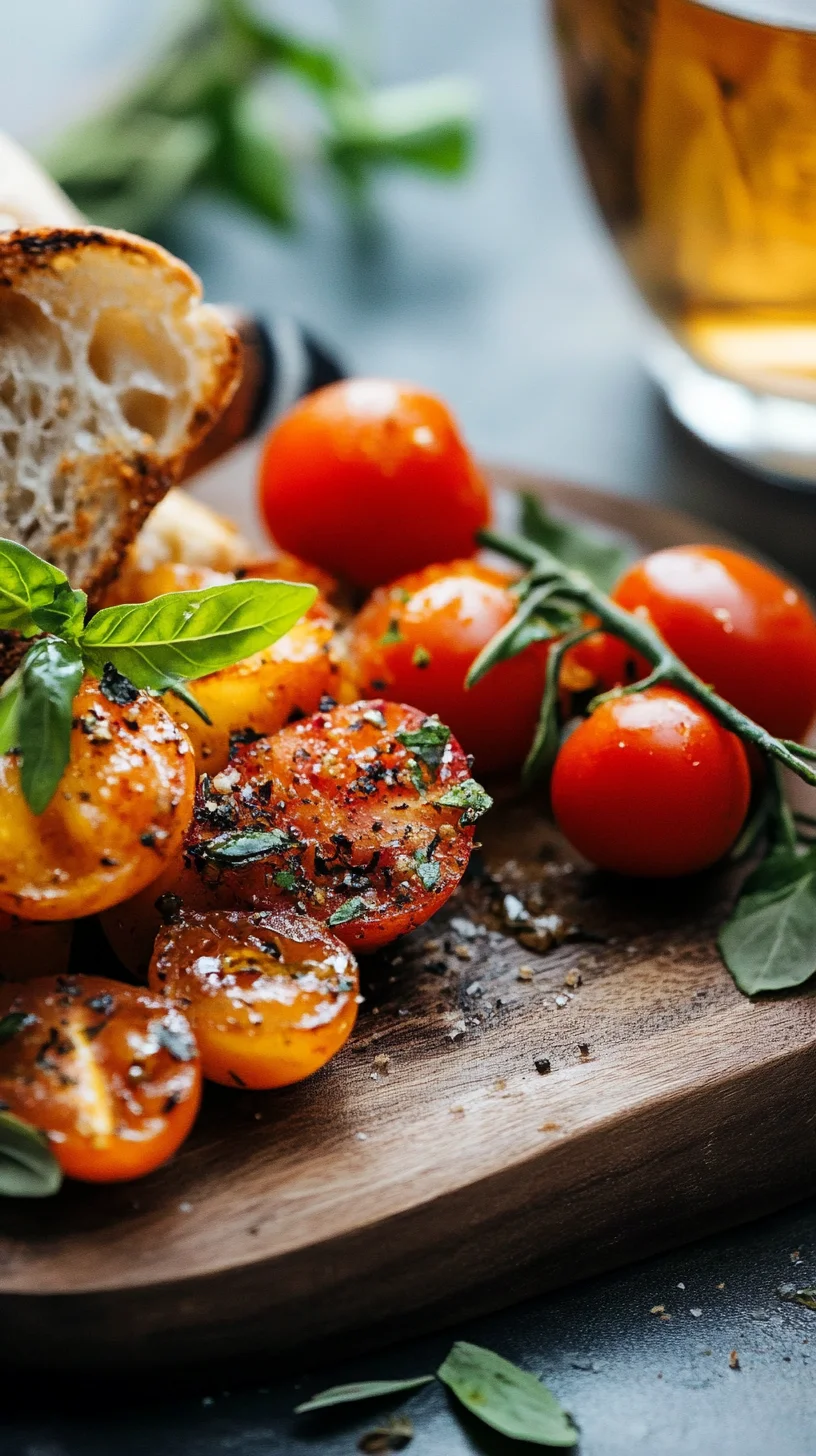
551, 687, 750, 878
149, 908, 359, 1089
346, 561, 550, 773
0, 975, 201, 1182
572, 546, 816, 742
258, 379, 491, 588
184, 699, 487, 951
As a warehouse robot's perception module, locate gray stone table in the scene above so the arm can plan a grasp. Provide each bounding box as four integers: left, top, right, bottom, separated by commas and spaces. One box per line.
2, 2, 816, 1452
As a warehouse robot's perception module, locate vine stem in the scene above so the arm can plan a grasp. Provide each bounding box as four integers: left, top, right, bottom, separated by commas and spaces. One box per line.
478, 526, 816, 789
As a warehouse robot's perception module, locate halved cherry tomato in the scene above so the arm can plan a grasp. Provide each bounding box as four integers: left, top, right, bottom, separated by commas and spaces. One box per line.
0, 975, 201, 1182
0, 680, 195, 921
551, 687, 751, 878
258, 379, 491, 588
164, 599, 340, 774
149, 908, 359, 1089
346, 561, 550, 773
571, 546, 816, 742
184, 700, 485, 951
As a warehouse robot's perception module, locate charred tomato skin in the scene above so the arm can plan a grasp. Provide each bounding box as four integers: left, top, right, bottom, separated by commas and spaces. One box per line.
0, 974, 201, 1182
184, 700, 482, 951
149, 908, 359, 1089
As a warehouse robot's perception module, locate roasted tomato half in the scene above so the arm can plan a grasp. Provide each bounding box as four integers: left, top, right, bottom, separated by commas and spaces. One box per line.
184, 700, 490, 951
149, 908, 359, 1088
0, 975, 201, 1182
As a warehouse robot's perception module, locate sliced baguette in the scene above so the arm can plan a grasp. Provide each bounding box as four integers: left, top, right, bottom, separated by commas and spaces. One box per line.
0, 226, 241, 599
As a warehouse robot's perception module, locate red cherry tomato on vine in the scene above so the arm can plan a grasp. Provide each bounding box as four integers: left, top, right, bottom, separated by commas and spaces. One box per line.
346, 560, 550, 773
258, 379, 491, 588
0, 975, 201, 1182
570, 546, 816, 742
551, 687, 751, 878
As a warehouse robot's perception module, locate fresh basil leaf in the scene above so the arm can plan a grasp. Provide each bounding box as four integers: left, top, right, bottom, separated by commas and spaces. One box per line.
80, 579, 316, 690
0, 538, 70, 637
397, 718, 450, 776
30, 582, 88, 640
295, 1376, 435, 1415
0, 1111, 63, 1198
521, 494, 632, 592
0, 667, 22, 754
436, 779, 492, 826
327, 896, 369, 927
194, 828, 295, 866
437, 1342, 577, 1448
18, 638, 84, 816
719, 849, 816, 994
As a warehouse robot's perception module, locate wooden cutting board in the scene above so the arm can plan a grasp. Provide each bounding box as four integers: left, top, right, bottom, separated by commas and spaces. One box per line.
1, 459, 815, 1371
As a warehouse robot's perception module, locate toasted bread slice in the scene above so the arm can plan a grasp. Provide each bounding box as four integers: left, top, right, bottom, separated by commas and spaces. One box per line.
0, 226, 241, 599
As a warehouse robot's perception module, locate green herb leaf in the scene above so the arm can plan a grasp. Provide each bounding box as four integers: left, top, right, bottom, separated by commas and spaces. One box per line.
437, 778, 493, 826
397, 718, 450, 776
0, 538, 72, 637
415, 857, 441, 892
790, 1288, 816, 1311
194, 828, 295, 867
0, 668, 22, 754
0, 1011, 34, 1045
31, 581, 88, 640
381, 618, 404, 646
80, 579, 316, 691
521, 494, 632, 592
18, 638, 84, 815
719, 848, 816, 995
437, 1342, 577, 1448
295, 1375, 435, 1415
0, 1111, 63, 1198
228, 84, 295, 228
274, 870, 300, 891
327, 896, 369, 927
329, 78, 477, 177
412, 645, 432, 669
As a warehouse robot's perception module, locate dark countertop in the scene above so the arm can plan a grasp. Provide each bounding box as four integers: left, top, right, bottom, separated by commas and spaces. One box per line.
3, 2, 816, 1452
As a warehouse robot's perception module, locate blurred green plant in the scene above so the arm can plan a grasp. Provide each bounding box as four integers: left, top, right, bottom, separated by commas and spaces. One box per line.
39, 0, 478, 236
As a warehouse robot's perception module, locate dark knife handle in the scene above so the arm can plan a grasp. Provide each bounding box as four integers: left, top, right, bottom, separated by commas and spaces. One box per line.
181, 308, 345, 481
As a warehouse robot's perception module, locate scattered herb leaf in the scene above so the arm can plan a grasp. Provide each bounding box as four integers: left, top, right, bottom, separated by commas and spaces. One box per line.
437, 1342, 577, 1448
381, 619, 404, 647
195, 828, 295, 866
719, 847, 816, 994
412, 645, 432, 669
437, 779, 493, 826
414, 851, 441, 891
0, 1111, 63, 1198
295, 1376, 434, 1414
397, 718, 450, 776
274, 870, 300, 891
790, 1288, 816, 1311
327, 896, 369, 927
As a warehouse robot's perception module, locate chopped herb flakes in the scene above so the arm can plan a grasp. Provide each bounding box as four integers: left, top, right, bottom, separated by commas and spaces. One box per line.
414, 852, 441, 891
412, 645, 432, 668
0, 1011, 34, 1045
380, 619, 404, 646
327, 896, 369, 927
437, 778, 492, 825
194, 827, 294, 866
397, 718, 450, 776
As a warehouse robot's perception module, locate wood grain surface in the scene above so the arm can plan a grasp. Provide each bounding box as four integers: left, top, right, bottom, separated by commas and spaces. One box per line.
1, 459, 814, 1370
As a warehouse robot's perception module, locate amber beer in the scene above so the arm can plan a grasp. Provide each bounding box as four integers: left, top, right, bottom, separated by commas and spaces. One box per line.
553, 0, 816, 402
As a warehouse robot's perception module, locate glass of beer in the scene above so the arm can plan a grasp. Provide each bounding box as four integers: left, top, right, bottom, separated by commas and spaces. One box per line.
551, 0, 816, 483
